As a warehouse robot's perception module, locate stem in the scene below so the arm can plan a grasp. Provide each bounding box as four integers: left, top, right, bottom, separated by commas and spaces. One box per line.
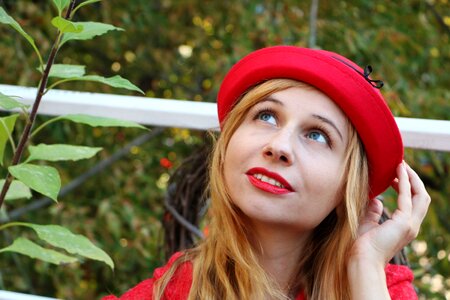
0, 221, 26, 232
20, 107, 29, 116
0, 119, 16, 154
32, 44, 45, 72
30, 116, 63, 139
70, 2, 86, 18
45, 78, 80, 94
0, 0, 78, 210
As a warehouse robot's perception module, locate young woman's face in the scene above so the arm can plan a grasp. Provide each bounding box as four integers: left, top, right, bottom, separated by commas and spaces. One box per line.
224, 86, 350, 233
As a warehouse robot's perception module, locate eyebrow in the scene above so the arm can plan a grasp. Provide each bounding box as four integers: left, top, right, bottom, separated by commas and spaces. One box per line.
312, 114, 344, 141
258, 97, 284, 106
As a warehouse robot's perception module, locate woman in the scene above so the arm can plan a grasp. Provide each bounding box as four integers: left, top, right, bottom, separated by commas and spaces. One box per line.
104, 46, 430, 299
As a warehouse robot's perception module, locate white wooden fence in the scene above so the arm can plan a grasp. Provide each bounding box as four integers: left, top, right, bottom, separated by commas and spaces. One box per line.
0, 84, 448, 300
0, 291, 57, 300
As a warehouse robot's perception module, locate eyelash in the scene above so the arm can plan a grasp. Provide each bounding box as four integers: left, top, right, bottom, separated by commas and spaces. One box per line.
309, 124, 333, 148
251, 107, 333, 148
252, 107, 277, 122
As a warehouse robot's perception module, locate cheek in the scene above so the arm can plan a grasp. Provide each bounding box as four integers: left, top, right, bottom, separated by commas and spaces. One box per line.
309, 160, 347, 204
223, 129, 251, 172
223, 137, 241, 190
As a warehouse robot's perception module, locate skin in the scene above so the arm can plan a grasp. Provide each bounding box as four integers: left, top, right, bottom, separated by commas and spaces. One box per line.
348, 162, 431, 299
224, 86, 351, 292
223, 86, 431, 298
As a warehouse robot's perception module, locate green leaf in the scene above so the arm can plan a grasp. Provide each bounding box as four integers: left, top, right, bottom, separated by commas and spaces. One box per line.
0, 93, 29, 110
0, 114, 19, 166
41, 64, 86, 78
27, 144, 102, 162
51, 16, 83, 33
69, 75, 144, 94
61, 114, 147, 129
8, 164, 61, 202
0, 7, 38, 58
20, 223, 114, 269
60, 21, 123, 46
0, 180, 32, 201
52, 0, 71, 16
0, 237, 78, 265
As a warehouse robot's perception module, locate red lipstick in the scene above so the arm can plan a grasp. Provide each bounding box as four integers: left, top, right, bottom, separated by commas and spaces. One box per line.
246, 167, 294, 194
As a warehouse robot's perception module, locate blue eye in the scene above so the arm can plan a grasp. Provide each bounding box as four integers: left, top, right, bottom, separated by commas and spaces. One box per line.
257, 111, 277, 125
307, 131, 327, 144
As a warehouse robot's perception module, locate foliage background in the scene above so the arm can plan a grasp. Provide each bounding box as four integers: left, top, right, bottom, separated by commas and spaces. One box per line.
0, 0, 449, 299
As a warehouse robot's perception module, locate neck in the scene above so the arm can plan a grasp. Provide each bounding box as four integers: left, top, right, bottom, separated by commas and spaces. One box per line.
248, 221, 311, 295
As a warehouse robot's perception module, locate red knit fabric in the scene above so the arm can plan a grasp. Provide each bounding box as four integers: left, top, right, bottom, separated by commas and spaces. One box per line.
385, 264, 418, 299
103, 252, 417, 300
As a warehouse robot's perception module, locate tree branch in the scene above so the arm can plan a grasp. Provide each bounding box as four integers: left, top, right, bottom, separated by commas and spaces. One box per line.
0, 0, 78, 209
309, 0, 320, 48
426, 2, 450, 36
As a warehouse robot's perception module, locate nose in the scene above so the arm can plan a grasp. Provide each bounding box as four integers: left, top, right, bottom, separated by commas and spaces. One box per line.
262, 129, 295, 165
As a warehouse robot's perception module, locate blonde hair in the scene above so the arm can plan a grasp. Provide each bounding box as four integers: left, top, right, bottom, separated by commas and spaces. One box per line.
154, 79, 369, 300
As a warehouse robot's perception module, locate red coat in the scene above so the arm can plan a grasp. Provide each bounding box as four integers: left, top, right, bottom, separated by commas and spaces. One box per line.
103, 252, 417, 300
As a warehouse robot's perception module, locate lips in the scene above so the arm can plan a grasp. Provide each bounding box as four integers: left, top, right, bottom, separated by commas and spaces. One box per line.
246, 167, 294, 194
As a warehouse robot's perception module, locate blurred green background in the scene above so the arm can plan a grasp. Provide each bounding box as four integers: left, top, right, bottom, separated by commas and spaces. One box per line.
0, 0, 449, 299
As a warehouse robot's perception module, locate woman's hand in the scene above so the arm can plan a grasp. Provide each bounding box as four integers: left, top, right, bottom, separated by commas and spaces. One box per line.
351, 161, 431, 265
347, 161, 430, 299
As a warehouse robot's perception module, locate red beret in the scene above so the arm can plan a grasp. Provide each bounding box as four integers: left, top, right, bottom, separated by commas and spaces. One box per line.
217, 46, 403, 198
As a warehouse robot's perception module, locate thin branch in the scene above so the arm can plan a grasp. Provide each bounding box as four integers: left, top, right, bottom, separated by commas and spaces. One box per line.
426, 2, 450, 36
0, 221, 24, 232
309, 0, 319, 48
44, 78, 82, 94
0, 0, 78, 210
29, 116, 63, 139
164, 197, 204, 240
0, 118, 16, 154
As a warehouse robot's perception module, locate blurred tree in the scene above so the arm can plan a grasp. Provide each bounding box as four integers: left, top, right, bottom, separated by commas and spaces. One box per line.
0, 0, 448, 298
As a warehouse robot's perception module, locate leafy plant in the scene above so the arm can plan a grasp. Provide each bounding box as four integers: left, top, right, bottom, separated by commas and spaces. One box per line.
0, 0, 145, 271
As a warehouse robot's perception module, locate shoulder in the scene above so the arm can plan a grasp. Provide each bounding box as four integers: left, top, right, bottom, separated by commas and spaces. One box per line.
101, 252, 192, 300
385, 264, 418, 300
158, 252, 193, 298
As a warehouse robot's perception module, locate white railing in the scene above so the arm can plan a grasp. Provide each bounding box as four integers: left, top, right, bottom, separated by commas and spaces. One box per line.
0, 291, 58, 300
0, 84, 449, 152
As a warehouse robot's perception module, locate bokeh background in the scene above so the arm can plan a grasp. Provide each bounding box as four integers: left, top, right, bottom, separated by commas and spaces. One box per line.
0, 0, 449, 299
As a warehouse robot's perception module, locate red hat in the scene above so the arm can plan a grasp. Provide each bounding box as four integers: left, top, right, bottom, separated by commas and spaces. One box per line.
217, 46, 403, 198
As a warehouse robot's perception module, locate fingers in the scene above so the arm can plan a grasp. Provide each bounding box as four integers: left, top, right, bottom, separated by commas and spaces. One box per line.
396, 161, 412, 214
390, 161, 431, 240
390, 178, 399, 193
405, 163, 431, 226
366, 198, 383, 223
358, 198, 383, 236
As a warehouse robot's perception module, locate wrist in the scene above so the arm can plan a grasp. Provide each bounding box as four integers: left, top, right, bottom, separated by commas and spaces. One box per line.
347, 257, 390, 299
349, 240, 390, 267
347, 255, 385, 275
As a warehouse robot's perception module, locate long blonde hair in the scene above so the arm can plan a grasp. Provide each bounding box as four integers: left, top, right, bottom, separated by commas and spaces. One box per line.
154, 79, 369, 300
